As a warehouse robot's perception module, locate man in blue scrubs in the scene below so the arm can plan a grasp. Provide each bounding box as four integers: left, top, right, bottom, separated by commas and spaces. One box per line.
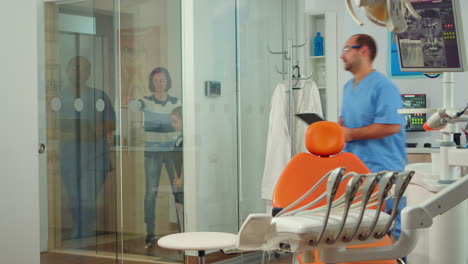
340, 34, 407, 172
339, 34, 407, 239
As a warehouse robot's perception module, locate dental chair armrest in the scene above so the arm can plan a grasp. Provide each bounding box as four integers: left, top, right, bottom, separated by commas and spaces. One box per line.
403, 174, 468, 228
236, 213, 272, 250
320, 229, 421, 263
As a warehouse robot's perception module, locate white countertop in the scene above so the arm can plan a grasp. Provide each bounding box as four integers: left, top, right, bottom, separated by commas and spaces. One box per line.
406, 147, 467, 154
406, 148, 440, 154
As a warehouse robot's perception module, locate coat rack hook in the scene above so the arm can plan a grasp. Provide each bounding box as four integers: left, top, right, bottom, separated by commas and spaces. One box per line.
267, 44, 287, 55
293, 71, 313, 80
275, 65, 287, 74
293, 41, 306, 48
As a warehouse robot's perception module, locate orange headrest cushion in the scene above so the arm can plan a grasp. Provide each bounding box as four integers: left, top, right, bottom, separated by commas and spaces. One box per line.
305, 121, 345, 156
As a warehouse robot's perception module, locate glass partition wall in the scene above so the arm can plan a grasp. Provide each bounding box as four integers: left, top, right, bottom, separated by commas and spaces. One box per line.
41, 0, 287, 263
43, 0, 119, 257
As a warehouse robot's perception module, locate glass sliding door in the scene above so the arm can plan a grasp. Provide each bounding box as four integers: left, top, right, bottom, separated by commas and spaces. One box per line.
190, 0, 240, 234
236, 0, 284, 224
188, 0, 286, 238
43, 0, 119, 255
41, 0, 286, 263
117, 0, 183, 261
42, 0, 183, 262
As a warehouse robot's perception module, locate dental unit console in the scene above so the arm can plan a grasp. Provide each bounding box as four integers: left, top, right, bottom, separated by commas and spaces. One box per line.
237, 169, 411, 257
236, 168, 468, 263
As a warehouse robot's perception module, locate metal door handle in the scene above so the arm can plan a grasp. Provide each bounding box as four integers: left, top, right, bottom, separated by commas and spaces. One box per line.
38, 143, 46, 154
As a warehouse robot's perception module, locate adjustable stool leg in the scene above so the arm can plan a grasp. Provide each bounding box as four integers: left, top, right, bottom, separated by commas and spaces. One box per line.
198, 250, 205, 264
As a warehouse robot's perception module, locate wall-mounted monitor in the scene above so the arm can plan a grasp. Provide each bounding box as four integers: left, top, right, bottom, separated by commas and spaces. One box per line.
396, 0, 467, 72
402, 94, 427, 132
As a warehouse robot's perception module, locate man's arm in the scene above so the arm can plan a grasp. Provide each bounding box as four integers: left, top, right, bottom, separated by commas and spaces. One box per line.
342, 123, 401, 142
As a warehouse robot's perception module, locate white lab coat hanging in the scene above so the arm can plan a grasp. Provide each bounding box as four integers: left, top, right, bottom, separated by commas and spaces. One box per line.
261, 79, 323, 200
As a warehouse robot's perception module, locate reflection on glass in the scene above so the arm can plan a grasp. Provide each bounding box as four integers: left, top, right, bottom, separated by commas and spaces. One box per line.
170, 106, 184, 234
59, 56, 115, 242
43, 0, 184, 260
133, 67, 182, 247
44, 0, 119, 257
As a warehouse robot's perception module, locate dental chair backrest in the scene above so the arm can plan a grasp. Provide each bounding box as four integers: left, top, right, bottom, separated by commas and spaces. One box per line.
272, 121, 371, 212
271, 121, 397, 264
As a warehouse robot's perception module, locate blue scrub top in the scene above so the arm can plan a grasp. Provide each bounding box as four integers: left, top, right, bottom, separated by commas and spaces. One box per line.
341, 71, 407, 172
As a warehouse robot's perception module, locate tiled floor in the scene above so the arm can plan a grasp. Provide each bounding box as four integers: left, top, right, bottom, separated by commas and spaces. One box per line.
41, 251, 148, 264
40, 251, 293, 264
41, 232, 293, 264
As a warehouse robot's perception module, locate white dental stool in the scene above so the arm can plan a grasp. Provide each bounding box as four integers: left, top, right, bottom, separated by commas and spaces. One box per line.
158, 232, 237, 264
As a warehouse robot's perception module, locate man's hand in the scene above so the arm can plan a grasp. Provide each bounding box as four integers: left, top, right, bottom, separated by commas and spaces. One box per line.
340, 121, 401, 142
339, 117, 353, 142
342, 126, 353, 142
338, 117, 344, 126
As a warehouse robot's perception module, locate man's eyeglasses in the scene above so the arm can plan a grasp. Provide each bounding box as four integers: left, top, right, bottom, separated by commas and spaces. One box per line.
342, 45, 363, 53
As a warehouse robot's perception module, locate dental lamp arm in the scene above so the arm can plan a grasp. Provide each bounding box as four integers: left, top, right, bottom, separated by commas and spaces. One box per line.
345, 0, 364, 26
319, 175, 468, 263
405, 0, 421, 20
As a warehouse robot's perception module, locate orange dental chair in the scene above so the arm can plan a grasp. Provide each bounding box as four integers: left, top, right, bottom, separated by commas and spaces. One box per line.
271, 121, 398, 264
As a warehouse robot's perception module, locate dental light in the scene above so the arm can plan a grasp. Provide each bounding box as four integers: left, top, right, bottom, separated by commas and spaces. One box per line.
345, 0, 421, 33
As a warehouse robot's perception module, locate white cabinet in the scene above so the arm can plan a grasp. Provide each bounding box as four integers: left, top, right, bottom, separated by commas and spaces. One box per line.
305, 12, 338, 121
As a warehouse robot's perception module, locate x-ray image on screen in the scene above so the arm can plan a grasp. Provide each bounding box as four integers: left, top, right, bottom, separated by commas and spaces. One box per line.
396, 0, 466, 72
399, 39, 424, 67
419, 9, 443, 39
421, 37, 447, 67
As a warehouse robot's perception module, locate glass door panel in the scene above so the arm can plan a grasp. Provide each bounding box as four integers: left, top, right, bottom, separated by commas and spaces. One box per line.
237, 0, 284, 224
42, 0, 284, 262
44, 0, 183, 262
44, 0, 118, 256
117, 0, 183, 262
191, 0, 239, 233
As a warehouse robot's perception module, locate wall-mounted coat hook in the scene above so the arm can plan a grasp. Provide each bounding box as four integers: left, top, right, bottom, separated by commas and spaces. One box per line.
267, 44, 287, 55
275, 65, 287, 74
293, 71, 313, 80
293, 41, 306, 48
267, 44, 290, 60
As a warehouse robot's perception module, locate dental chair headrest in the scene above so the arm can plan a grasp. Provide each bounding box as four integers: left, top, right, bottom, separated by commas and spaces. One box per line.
305, 121, 345, 157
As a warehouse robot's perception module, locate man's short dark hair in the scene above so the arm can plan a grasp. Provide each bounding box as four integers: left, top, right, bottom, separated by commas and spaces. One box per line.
354, 34, 377, 62
148, 67, 172, 92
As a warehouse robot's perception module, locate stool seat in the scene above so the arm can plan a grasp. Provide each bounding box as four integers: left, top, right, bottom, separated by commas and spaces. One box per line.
158, 232, 237, 251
